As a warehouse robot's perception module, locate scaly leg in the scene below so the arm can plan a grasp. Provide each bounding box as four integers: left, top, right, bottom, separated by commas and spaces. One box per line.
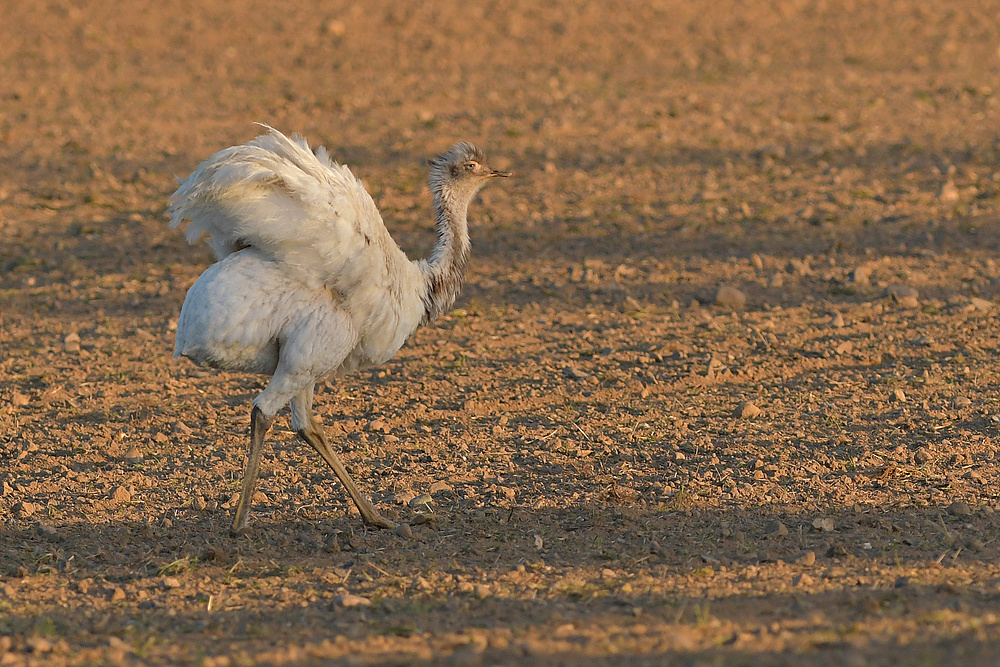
297, 416, 396, 530
231, 405, 274, 536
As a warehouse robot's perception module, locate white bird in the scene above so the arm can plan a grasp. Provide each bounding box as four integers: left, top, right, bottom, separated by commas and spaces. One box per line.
168, 126, 509, 534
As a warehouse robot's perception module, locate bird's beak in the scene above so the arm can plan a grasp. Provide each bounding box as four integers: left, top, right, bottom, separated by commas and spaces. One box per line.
490, 169, 512, 178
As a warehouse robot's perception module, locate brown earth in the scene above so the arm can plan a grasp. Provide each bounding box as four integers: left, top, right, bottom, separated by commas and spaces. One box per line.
3, 1, 1000, 665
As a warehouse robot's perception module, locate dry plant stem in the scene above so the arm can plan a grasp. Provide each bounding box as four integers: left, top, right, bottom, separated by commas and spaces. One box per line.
297, 418, 397, 530
231, 406, 273, 536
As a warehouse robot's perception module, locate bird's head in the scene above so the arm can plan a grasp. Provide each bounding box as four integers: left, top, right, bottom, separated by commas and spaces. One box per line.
428, 142, 510, 201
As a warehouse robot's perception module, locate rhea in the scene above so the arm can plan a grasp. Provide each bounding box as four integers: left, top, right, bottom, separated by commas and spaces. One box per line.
168, 126, 509, 534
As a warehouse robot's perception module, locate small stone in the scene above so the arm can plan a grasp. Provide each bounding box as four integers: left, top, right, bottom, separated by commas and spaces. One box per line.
63, 332, 81, 353
172, 421, 192, 435
324, 18, 347, 37
938, 180, 960, 203
734, 401, 762, 419
751, 253, 764, 269
14, 501, 35, 518
78, 578, 93, 594
915, 335, 935, 346
35, 524, 58, 541
562, 365, 590, 380
336, 594, 371, 608
10, 391, 29, 407
884, 284, 919, 305
251, 491, 268, 504
893, 388, 906, 403
600, 568, 617, 579
26, 636, 53, 654
395, 523, 413, 538
767, 273, 784, 288
124, 446, 143, 462
954, 396, 972, 408
834, 340, 854, 355
163, 576, 182, 589
915, 447, 932, 464
474, 584, 491, 599
812, 517, 835, 532
829, 312, 846, 328
429, 480, 453, 494
787, 258, 811, 276
111, 486, 132, 503
109, 587, 126, 602
947, 501, 972, 517
851, 265, 871, 285
969, 296, 993, 312
714, 284, 746, 309
795, 551, 817, 566
193, 496, 208, 511
766, 520, 788, 536
793, 573, 813, 587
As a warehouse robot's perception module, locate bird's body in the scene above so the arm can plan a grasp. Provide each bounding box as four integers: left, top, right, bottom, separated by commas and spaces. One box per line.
169, 126, 508, 533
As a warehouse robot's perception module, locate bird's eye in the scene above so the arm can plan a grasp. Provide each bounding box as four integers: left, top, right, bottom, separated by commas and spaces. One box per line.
464, 161, 478, 171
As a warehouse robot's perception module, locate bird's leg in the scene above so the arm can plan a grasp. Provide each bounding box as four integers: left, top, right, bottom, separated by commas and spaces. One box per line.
297, 417, 396, 530
231, 405, 274, 536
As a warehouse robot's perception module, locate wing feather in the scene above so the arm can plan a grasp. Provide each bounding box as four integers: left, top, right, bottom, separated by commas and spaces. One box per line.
168, 125, 404, 294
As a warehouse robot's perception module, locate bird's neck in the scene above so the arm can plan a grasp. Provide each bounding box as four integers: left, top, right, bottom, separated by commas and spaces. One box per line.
421, 185, 471, 323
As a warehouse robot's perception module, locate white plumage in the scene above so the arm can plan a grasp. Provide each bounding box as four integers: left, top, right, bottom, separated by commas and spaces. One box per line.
168, 125, 509, 533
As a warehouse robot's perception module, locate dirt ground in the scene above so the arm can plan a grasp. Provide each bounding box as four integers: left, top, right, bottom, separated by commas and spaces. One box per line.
3, 1, 1000, 665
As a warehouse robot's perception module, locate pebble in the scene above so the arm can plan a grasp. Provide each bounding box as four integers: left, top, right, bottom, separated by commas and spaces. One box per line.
11, 391, 29, 407
35, 524, 59, 541
336, 594, 372, 608
954, 396, 972, 408
766, 520, 788, 537
768, 273, 784, 288
395, 523, 413, 538
915, 447, 932, 464
793, 573, 813, 587
812, 517, 835, 532
734, 401, 762, 419
893, 389, 906, 403
787, 258, 811, 276
474, 584, 491, 599
429, 480, 453, 494
834, 340, 854, 355
938, 180, 960, 203
714, 284, 746, 309
78, 578, 93, 594
109, 587, 126, 602
162, 577, 182, 589
795, 551, 817, 566
63, 332, 81, 353
968, 296, 993, 312
562, 365, 590, 380
15, 501, 35, 518
884, 284, 919, 306
124, 446, 143, 463
947, 501, 972, 517
111, 486, 132, 503
393, 489, 417, 505
851, 265, 871, 285
829, 312, 846, 328
26, 636, 52, 654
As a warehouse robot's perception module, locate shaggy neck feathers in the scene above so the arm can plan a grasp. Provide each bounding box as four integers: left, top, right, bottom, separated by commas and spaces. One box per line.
421, 179, 472, 323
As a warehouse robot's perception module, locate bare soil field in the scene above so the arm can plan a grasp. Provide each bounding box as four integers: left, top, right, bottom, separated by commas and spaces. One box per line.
3, 1, 1000, 665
